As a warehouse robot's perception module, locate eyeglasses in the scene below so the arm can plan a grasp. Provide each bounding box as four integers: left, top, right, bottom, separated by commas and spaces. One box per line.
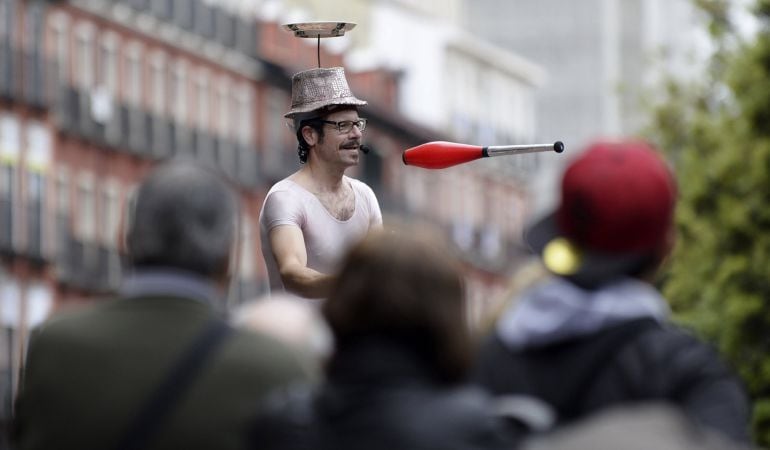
319, 118, 368, 134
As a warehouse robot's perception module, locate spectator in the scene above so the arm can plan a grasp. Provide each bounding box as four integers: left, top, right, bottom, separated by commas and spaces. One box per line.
473, 140, 751, 444
232, 294, 333, 369
14, 160, 314, 450
314, 225, 518, 449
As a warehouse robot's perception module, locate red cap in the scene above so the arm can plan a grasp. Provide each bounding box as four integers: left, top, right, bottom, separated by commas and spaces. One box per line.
526, 139, 677, 287
557, 140, 676, 252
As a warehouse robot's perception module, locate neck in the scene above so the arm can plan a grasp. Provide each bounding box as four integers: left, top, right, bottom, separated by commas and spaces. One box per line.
298, 161, 347, 193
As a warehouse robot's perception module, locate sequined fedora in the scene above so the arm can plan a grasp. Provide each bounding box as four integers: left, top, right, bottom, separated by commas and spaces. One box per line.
284, 67, 367, 119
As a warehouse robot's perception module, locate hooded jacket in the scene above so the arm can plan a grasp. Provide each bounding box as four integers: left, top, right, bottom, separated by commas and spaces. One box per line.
473, 277, 751, 444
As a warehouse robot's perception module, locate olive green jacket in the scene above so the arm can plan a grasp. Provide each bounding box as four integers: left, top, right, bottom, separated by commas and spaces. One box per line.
14, 284, 314, 450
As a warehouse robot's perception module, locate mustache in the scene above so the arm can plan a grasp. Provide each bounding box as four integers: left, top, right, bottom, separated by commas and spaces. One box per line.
340, 140, 361, 149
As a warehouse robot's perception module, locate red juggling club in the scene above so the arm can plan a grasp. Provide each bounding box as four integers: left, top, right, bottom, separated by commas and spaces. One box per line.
402, 141, 564, 169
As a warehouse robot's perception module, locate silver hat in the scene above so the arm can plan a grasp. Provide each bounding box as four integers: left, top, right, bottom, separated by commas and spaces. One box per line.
284, 67, 367, 119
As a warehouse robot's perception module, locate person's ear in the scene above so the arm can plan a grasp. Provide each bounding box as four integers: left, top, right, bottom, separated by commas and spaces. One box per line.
301, 125, 318, 146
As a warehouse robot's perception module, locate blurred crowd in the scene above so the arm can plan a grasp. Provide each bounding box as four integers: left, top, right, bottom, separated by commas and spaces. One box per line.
4, 65, 758, 450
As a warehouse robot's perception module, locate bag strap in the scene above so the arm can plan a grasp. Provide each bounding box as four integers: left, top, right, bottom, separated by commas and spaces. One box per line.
116, 319, 232, 450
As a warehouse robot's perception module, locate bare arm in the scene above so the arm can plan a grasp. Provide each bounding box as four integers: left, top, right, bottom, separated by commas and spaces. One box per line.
268, 225, 334, 299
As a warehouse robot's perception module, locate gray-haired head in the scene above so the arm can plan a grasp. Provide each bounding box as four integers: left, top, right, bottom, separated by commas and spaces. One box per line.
126, 160, 238, 278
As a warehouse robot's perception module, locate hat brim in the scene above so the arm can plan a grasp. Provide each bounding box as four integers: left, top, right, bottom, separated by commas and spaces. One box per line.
284, 97, 368, 119
525, 212, 653, 288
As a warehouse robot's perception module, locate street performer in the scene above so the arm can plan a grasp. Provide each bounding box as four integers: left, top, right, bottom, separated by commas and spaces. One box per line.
259, 66, 382, 300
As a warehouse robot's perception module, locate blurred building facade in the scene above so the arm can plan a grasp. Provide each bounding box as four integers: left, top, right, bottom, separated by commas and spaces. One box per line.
0, 0, 549, 430
462, 0, 708, 213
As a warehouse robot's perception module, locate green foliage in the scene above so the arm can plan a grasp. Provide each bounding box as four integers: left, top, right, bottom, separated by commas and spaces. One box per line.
645, 0, 770, 445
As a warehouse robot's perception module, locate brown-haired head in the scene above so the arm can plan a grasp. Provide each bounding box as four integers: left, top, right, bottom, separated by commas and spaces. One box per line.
323, 224, 470, 384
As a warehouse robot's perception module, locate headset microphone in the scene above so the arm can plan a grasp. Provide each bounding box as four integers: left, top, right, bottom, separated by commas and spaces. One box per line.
360, 145, 370, 154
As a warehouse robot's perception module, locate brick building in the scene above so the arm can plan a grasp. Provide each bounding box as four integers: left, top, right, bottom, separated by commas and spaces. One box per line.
0, 0, 543, 433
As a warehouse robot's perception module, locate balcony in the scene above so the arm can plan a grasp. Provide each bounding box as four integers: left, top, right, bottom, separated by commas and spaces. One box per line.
25, 202, 45, 264
169, 122, 191, 157
214, 8, 236, 48
235, 18, 258, 58
56, 227, 121, 294
258, 144, 296, 186
236, 143, 259, 189
1, 17, 51, 109
192, 129, 215, 165
192, 0, 215, 39
22, 48, 48, 110
0, 40, 18, 102
54, 85, 82, 136
150, 115, 172, 159
214, 137, 237, 180
0, 196, 13, 255
173, 0, 194, 30
127, 106, 151, 156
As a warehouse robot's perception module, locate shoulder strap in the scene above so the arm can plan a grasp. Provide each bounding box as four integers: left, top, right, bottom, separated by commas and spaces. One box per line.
116, 319, 232, 450
560, 318, 661, 421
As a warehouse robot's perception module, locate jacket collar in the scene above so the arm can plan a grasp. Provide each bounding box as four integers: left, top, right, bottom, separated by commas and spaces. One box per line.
120, 267, 225, 313
496, 276, 670, 350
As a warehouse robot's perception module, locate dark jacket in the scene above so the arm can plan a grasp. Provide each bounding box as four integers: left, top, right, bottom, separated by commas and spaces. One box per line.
253, 336, 518, 450
14, 270, 314, 450
473, 277, 751, 444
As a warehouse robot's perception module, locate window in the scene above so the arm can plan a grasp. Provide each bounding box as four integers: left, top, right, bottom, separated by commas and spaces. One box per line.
0, 115, 20, 250
48, 12, 69, 87
76, 174, 95, 243
99, 180, 122, 290
262, 88, 288, 174
23, 0, 45, 103
194, 0, 214, 38
194, 68, 209, 131
124, 42, 143, 106
122, 183, 137, 247
170, 59, 188, 126
0, 114, 20, 164
74, 22, 95, 90
151, 0, 172, 20
173, 0, 193, 29
0, 0, 17, 96
0, 277, 20, 344
239, 215, 254, 280
25, 121, 51, 174
97, 32, 119, 97
235, 83, 254, 144
215, 76, 234, 173
235, 17, 257, 56
54, 167, 70, 254
214, 8, 235, 47
150, 50, 166, 116
100, 180, 120, 249
24, 122, 51, 258
215, 76, 229, 137
0, 274, 20, 418
24, 1, 44, 54
230, 213, 258, 302
0, 0, 13, 42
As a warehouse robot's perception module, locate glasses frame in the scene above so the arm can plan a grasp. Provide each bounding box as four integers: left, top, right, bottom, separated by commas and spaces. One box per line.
318, 118, 368, 134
